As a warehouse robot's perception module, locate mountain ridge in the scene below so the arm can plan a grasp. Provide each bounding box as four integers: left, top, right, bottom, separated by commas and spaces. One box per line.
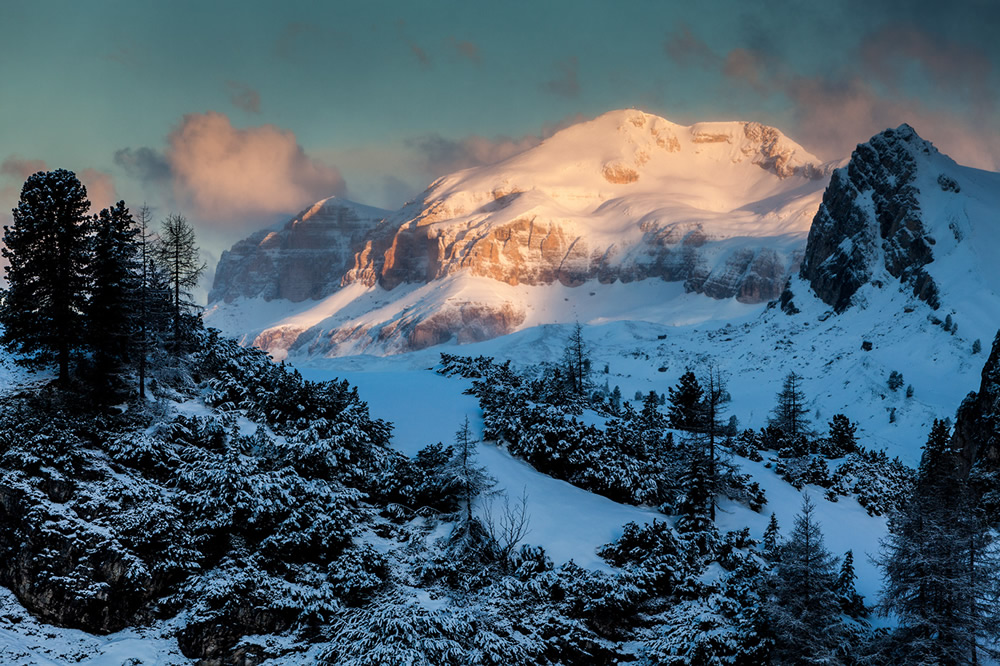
207, 109, 834, 357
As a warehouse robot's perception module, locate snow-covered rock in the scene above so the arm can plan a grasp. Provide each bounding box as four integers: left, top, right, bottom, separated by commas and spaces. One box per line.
798, 123, 1000, 314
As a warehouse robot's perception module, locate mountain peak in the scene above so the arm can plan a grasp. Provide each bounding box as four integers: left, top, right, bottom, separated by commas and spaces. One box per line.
795, 122, 998, 316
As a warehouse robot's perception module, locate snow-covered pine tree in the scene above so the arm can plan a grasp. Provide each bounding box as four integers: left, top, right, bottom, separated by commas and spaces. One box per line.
768, 494, 845, 665
1, 169, 92, 382
835, 550, 868, 618
825, 413, 858, 457
666, 369, 705, 432
447, 416, 496, 528
762, 512, 781, 561
877, 419, 1000, 665
87, 201, 141, 383
676, 450, 716, 556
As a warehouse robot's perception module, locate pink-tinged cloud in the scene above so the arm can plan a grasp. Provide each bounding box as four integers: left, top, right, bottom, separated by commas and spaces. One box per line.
784, 76, 1000, 171
712, 35, 1000, 170
165, 111, 346, 225
0, 156, 48, 181
723, 49, 767, 92
80, 168, 118, 211
409, 43, 431, 67
450, 38, 480, 64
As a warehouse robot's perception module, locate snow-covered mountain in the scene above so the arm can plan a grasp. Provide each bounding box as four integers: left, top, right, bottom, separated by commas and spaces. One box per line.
206, 110, 833, 358
794, 123, 1000, 317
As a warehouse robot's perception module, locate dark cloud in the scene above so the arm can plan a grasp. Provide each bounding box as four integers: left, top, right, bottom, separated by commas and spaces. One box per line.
667, 15, 1000, 169
227, 81, 261, 113
663, 23, 717, 68
114, 146, 172, 184
859, 25, 994, 105
406, 113, 590, 179
407, 133, 541, 178
542, 56, 580, 98
449, 37, 481, 64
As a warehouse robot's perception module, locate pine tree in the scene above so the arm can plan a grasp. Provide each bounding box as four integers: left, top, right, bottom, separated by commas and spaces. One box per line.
87, 201, 141, 379
826, 414, 858, 456
676, 450, 716, 556
762, 512, 781, 561
153, 213, 205, 353
0, 169, 91, 382
877, 419, 1000, 665
561, 321, 591, 399
135, 203, 155, 396
447, 416, 495, 527
888, 370, 904, 392
770, 371, 810, 438
835, 550, 867, 618
768, 495, 844, 665
667, 370, 705, 432
701, 365, 730, 520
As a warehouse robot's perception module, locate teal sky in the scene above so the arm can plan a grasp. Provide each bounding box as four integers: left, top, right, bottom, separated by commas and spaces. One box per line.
2, 0, 998, 256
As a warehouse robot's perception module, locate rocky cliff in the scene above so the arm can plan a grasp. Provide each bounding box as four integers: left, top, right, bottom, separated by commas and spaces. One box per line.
952, 331, 1000, 474
798, 125, 947, 312
209, 197, 389, 303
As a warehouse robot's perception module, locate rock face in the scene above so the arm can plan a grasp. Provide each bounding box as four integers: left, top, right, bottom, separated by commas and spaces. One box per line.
209, 198, 390, 303
208, 110, 832, 356
799, 125, 941, 312
952, 331, 1000, 474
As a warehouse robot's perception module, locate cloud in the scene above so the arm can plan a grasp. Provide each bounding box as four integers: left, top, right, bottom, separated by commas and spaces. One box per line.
409, 42, 431, 68
449, 38, 480, 64
661, 18, 1000, 170
113, 146, 171, 184
0, 156, 48, 181
118, 112, 347, 229
406, 133, 541, 178
227, 81, 261, 113
79, 168, 118, 211
404, 113, 589, 180
859, 25, 994, 106
542, 56, 580, 98
663, 23, 718, 68
722, 48, 768, 92
162, 112, 346, 227
382, 175, 417, 209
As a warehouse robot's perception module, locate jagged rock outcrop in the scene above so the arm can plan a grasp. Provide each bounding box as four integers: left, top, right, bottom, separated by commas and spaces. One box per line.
952, 331, 1000, 474
799, 125, 941, 312
209, 198, 389, 303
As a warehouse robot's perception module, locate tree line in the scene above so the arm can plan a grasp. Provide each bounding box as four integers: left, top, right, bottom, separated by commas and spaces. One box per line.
0, 168, 205, 397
